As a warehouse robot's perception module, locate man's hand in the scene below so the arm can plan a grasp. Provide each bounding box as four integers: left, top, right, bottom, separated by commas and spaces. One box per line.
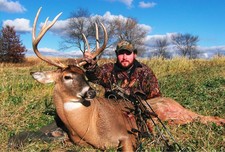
84, 52, 95, 63
83, 52, 97, 69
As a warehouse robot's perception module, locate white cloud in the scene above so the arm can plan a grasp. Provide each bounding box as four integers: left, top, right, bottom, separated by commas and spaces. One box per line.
0, 0, 26, 13
100, 11, 129, 22
120, 0, 133, 8
202, 53, 209, 59
198, 45, 225, 58
26, 47, 83, 58
139, 1, 157, 8
106, 0, 133, 8
102, 11, 121, 21
3, 18, 31, 33
39, 19, 69, 35
2, 17, 69, 35
96, 11, 152, 34
39, 47, 59, 53
140, 24, 152, 33
145, 33, 175, 44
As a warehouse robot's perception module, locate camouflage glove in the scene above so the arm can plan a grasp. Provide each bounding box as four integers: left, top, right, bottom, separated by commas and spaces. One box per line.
83, 56, 97, 70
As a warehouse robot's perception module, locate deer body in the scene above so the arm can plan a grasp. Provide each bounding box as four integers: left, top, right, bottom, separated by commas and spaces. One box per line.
146, 97, 225, 126
31, 69, 137, 151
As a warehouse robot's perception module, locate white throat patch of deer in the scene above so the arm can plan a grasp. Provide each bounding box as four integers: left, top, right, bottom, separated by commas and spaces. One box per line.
64, 101, 83, 111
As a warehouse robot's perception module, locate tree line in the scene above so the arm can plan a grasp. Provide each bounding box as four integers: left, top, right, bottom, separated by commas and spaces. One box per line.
0, 8, 203, 63
61, 8, 200, 59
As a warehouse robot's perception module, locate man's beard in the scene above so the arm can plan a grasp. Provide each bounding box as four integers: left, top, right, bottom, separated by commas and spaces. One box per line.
116, 59, 134, 70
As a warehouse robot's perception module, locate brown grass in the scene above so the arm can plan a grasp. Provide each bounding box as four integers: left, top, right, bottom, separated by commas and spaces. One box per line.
1, 56, 224, 151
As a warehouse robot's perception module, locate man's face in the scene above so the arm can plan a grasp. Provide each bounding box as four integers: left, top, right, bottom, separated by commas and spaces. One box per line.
117, 50, 136, 68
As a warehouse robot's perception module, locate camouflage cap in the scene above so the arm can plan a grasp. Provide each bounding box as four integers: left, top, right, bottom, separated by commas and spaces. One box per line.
115, 40, 137, 54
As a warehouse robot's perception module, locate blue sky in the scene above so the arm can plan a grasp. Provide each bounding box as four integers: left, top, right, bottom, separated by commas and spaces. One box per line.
1, 0, 225, 58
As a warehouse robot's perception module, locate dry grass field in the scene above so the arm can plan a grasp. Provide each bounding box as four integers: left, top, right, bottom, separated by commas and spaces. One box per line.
0, 56, 224, 151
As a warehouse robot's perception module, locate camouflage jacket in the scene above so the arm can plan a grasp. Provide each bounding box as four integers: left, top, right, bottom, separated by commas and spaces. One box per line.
85, 59, 161, 100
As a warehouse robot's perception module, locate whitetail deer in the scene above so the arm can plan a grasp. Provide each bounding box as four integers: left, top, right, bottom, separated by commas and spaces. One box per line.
31, 7, 138, 151
31, 7, 225, 152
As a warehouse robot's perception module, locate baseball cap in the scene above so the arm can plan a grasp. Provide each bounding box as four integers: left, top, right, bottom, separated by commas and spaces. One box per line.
115, 40, 137, 54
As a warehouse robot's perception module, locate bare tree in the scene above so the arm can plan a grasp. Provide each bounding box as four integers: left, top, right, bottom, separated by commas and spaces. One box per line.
171, 33, 200, 59
61, 8, 100, 55
61, 8, 149, 57
112, 17, 148, 56
152, 37, 171, 59
214, 49, 224, 58
0, 25, 27, 63
61, 8, 114, 59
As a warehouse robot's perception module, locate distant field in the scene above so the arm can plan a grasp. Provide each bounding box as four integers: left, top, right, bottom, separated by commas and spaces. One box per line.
1, 56, 224, 151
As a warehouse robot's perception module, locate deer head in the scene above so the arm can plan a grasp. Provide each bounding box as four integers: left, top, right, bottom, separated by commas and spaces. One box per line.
31, 7, 108, 100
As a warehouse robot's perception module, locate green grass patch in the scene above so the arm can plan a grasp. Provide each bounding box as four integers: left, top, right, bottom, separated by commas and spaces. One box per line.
1, 57, 224, 151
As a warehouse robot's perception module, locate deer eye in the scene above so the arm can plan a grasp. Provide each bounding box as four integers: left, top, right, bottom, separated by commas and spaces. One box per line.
64, 75, 72, 80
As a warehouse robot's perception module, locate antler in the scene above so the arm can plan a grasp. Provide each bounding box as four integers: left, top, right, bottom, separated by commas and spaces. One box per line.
78, 22, 108, 66
32, 7, 67, 68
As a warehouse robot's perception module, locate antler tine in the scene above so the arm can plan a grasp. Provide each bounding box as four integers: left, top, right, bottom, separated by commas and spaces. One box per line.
77, 22, 108, 67
82, 33, 90, 53
95, 23, 99, 50
32, 7, 67, 69
91, 22, 108, 58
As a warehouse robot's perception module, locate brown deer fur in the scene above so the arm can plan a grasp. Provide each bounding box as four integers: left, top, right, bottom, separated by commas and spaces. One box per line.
31, 68, 138, 151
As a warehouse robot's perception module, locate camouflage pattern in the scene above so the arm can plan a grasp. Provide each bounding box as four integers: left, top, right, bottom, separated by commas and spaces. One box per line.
115, 40, 137, 54
85, 59, 161, 100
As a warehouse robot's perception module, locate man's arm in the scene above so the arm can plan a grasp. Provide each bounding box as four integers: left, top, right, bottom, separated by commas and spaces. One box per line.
146, 69, 161, 99
139, 65, 161, 99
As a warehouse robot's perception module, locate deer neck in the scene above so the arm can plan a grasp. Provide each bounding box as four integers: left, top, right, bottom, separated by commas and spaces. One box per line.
53, 85, 95, 119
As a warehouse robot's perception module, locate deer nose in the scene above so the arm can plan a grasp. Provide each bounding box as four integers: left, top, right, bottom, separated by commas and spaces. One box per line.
84, 89, 96, 100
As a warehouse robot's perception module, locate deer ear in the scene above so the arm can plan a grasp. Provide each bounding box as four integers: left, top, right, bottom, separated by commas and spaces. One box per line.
30, 71, 55, 84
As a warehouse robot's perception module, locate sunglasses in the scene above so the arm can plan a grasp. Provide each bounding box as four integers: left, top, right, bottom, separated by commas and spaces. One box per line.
117, 50, 132, 55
